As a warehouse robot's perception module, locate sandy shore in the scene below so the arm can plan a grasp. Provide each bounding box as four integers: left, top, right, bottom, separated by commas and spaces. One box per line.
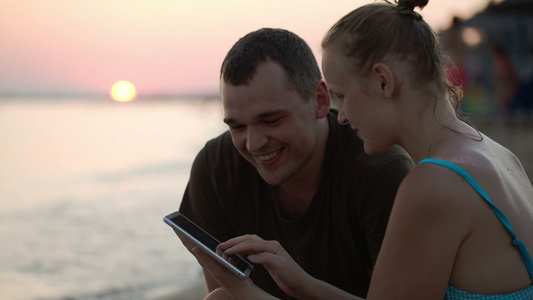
157, 123, 533, 300
148, 274, 207, 300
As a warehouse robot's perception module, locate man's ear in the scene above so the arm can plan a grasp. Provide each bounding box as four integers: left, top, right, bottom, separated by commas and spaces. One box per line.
372, 62, 395, 98
313, 80, 332, 119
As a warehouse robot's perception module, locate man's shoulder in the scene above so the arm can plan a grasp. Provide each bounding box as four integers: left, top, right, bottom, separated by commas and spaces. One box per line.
366, 145, 413, 168
204, 130, 233, 149
198, 130, 256, 174
326, 114, 413, 171
201, 130, 239, 160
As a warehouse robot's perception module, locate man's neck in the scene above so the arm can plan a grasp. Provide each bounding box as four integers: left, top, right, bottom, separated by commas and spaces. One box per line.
275, 177, 319, 220
274, 117, 330, 220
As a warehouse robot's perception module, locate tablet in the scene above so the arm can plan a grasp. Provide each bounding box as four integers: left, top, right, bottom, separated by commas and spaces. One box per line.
163, 211, 254, 277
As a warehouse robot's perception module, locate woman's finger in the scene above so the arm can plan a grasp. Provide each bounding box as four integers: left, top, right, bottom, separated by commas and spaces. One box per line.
219, 234, 259, 250
224, 238, 283, 256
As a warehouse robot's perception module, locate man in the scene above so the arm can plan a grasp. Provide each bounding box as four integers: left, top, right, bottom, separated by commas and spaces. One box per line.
178, 28, 414, 299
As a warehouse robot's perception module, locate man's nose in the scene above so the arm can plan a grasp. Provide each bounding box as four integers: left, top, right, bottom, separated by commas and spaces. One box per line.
246, 127, 268, 153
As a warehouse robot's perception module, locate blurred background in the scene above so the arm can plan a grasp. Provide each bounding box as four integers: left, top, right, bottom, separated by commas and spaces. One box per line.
0, 0, 531, 299
440, 0, 533, 126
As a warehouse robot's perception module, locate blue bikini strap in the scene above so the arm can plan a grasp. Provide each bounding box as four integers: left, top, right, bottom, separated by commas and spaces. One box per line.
419, 158, 533, 280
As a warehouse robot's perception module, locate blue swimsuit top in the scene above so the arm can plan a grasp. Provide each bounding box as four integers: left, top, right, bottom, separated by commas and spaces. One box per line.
419, 159, 533, 299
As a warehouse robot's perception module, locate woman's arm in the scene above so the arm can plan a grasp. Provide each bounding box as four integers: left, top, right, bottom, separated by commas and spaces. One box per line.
219, 235, 362, 300
366, 167, 471, 299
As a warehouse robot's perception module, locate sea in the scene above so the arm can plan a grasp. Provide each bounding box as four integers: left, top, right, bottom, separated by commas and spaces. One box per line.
0, 97, 227, 300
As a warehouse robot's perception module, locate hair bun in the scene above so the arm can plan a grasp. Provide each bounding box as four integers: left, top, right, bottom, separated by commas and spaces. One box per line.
396, 0, 428, 10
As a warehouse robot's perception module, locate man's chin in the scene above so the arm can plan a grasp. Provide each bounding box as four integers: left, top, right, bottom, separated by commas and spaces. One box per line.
257, 170, 286, 186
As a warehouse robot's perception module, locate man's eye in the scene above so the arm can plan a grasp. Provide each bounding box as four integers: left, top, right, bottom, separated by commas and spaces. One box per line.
264, 117, 282, 125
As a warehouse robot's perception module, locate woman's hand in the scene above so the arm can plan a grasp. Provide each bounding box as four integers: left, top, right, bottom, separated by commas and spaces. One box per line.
218, 234, 314, 299
198, 235, 358, 300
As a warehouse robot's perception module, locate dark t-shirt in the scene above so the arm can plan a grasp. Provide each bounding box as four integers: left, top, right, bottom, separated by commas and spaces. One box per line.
179, 110, 414, 299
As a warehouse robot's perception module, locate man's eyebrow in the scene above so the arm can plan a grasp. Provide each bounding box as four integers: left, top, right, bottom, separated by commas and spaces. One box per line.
223, 110, 285, 125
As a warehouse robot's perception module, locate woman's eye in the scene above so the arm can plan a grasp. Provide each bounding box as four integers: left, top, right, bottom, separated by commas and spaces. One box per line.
330, 93, 344, 101
230, 124, 245, 131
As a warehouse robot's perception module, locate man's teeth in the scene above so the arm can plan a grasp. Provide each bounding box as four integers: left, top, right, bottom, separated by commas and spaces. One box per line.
258, 150, 280, 161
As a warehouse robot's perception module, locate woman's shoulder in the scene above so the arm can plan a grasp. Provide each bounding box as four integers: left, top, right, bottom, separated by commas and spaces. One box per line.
399, 160, 472, 200
395, 158, 487, 219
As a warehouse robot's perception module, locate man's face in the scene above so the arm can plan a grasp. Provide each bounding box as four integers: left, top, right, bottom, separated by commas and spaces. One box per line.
221, 62, 320, 186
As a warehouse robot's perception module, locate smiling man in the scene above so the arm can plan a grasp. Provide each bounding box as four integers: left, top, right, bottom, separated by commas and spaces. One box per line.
177, 28, 414, 299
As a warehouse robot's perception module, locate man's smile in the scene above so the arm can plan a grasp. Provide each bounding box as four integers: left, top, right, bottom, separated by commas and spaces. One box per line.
257, 149, 281, 161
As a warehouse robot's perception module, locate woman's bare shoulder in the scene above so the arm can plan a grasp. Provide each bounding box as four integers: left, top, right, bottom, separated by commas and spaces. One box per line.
397, 163, 473, 208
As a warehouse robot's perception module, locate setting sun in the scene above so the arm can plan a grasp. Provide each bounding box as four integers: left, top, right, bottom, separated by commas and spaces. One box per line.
110, 81, 137, 102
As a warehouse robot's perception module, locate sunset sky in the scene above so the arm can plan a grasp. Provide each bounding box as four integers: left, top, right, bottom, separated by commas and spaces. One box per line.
0, 0, 493, 98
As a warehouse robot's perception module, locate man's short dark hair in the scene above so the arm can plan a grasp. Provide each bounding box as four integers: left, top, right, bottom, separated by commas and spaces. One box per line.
220, 28, 322, 100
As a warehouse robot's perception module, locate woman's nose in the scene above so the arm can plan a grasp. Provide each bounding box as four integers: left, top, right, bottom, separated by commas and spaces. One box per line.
337, 108, 349, 125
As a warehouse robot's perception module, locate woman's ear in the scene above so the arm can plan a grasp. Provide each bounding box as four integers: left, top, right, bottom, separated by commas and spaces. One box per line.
372, 62, 395, 98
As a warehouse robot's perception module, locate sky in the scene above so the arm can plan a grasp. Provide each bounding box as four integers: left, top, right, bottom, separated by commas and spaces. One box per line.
0, 0, 494, 98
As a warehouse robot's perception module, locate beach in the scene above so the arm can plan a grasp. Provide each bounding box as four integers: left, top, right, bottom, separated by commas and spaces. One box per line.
151, 275, 207, 300
1, 99, 531, 300
478, 123, 533, 177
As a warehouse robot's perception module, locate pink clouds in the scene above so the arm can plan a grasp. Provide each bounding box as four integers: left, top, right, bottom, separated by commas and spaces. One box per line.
0, 0, 490, 97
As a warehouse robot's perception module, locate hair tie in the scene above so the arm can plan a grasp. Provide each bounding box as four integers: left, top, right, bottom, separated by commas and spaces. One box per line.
398, 1, 415, 10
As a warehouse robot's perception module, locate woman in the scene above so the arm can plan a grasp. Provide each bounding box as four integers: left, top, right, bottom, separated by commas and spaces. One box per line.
193, 0, 533, 299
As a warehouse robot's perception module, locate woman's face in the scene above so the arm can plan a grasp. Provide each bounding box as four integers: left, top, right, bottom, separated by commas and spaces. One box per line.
322, 48, 397, 155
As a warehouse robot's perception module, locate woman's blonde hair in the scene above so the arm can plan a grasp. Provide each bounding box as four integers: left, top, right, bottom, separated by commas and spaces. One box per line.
322, 0, 463, 109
